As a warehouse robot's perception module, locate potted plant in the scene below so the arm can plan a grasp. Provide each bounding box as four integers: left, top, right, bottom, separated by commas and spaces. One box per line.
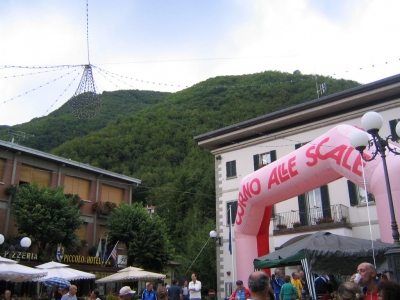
293, 221, 302, 228
277, 224, 287, 230
92, 201, 103, 213
104, 201, 117, 210
65, 193, 85, 208
316, 216, 334, 225
340, 216, 348, 224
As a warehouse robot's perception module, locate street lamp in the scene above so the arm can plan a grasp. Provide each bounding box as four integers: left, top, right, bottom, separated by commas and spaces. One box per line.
0, 234, 32, 252
209, 230, 222, 246
350, 111, 400, 282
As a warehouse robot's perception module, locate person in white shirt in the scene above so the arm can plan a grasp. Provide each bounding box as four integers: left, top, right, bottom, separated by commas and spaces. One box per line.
188, 273, 201, 300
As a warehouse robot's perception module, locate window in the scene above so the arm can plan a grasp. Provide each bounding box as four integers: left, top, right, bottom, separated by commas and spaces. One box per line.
19, 164, 51, 187
226, 201, 237, 225
226, 160, 237, 178
298, 185, 331, 225
347, 181, 375, 206
0, 158, 5, 183
253, 150, 276, 171
64, 175, 90, 200
101, 184, 124, 205
389, 119, 400, 142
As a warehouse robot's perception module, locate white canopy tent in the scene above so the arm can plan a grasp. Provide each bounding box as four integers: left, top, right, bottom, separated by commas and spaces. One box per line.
34, 261, 95, 281
96, 267, 165, 283
0, 256, 48, 282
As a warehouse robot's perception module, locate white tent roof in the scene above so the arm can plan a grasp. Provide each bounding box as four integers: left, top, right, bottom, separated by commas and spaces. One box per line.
96, 266, 165, 283
34, 261, 95, 281
0, 256, 48, 282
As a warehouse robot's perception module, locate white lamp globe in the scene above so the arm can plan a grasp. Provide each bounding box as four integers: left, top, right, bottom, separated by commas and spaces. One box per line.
396, 122, 400, 138
361, 111, 383, 134
350, 131, 370, 151
20, 237, 32, 248
0, 234, 4, 245
209, 230, 217, 238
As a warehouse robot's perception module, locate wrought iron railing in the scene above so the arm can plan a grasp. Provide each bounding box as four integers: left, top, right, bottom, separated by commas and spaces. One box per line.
273, 204, 349, 230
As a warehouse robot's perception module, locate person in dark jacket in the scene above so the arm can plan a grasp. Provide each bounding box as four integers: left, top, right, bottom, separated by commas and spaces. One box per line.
272, 269, 284, 300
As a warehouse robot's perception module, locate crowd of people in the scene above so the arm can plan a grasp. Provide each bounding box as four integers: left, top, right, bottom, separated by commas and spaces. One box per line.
3, 266, 400, 300
228, 262, 400, 300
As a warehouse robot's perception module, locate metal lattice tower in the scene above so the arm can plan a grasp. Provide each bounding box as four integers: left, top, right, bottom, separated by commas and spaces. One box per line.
69, 64, 101, 119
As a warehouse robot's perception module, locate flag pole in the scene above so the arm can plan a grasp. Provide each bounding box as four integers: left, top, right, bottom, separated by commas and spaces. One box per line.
229, 204, 235, 283
105, 240, 119, 264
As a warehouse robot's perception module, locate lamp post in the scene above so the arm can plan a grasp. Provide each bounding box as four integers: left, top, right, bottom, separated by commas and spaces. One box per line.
0, 234, 32, 255
209, 230, 222, 246
350, 111, 400, 282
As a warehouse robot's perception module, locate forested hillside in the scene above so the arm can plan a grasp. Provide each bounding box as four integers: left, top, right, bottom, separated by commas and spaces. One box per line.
0, 90, 169, 152
49, 71, 359, 284
0, 70, 360, 287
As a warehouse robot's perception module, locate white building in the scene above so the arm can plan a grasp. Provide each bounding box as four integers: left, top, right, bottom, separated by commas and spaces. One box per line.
194, 73, 400, 299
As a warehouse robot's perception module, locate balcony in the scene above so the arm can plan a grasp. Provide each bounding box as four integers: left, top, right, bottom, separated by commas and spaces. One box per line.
273, 204, 350, 234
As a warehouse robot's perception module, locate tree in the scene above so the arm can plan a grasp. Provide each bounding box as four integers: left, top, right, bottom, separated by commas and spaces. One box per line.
107, 203, 172, 271
11, 182, 83, 259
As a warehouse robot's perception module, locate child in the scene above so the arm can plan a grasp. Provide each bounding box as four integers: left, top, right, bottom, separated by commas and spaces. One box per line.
280, 275, 299, 300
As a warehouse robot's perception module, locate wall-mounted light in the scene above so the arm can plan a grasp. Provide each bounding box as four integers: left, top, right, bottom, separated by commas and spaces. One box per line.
216, 155, 222, 161
209, 230, 222, 246
226, 271, 231, 276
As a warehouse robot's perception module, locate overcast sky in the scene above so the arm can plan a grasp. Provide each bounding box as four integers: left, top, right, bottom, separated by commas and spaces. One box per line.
0, 0, 399, 126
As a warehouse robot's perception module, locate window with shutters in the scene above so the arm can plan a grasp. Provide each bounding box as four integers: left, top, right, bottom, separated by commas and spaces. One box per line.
0, 158, 5, 183
19, 164, 51, 187
226, 160, 237, 178
101, 184, 124, 205
226, 201, 237, 225
64, 175, 90, 200
347, 180, 375, 206
253, 150, 276, 171
298, 185, 331, 225
389, 119, 400, 142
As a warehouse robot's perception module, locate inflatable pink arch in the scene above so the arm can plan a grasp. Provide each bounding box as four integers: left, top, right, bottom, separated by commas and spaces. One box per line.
235, 124, 400, 280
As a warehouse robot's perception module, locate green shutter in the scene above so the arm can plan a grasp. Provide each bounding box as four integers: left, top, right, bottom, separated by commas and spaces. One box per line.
253, 154, 259, 171
298, 194, 308, 225
232, 161, 237, 176
347, 180, 358, 206
227, 201, 238, 225
321, 185, 331, 217
389, 119, 399, 142
270, 150, 277, 162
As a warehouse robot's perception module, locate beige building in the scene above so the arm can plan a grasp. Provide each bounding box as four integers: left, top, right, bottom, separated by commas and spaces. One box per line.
195, 74, 400, 299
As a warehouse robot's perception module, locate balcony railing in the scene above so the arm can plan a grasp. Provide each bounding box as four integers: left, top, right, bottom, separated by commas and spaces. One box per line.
273, 204, 349, 230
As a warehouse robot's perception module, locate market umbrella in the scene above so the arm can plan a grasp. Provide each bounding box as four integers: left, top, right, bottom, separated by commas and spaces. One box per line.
96, 266, 165, 283
43, 277, 71, 289
0, 256, 48, 282
34, 261, 95, 281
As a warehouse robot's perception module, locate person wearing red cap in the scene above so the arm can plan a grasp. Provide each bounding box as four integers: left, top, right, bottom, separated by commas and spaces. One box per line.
229, 280, 250, 300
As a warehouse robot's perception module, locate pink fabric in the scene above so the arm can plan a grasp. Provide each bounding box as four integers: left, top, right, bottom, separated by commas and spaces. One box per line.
234, 124, 400, 281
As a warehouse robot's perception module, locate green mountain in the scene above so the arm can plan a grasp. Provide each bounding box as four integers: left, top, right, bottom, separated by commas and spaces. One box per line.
0, 89, 169, 152
0, 70, 360, 284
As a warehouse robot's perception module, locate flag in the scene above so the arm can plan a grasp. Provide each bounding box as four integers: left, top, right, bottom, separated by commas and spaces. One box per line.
105, 241, 119, 267
95, 235, 102, 258
111, 242, 119, 266
229, 205, 233, 255
102, 235, 108, 262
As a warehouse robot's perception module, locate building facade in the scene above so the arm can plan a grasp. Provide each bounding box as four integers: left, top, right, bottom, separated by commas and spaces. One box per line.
195, 74, 400, 299
0, 139, 141, 273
